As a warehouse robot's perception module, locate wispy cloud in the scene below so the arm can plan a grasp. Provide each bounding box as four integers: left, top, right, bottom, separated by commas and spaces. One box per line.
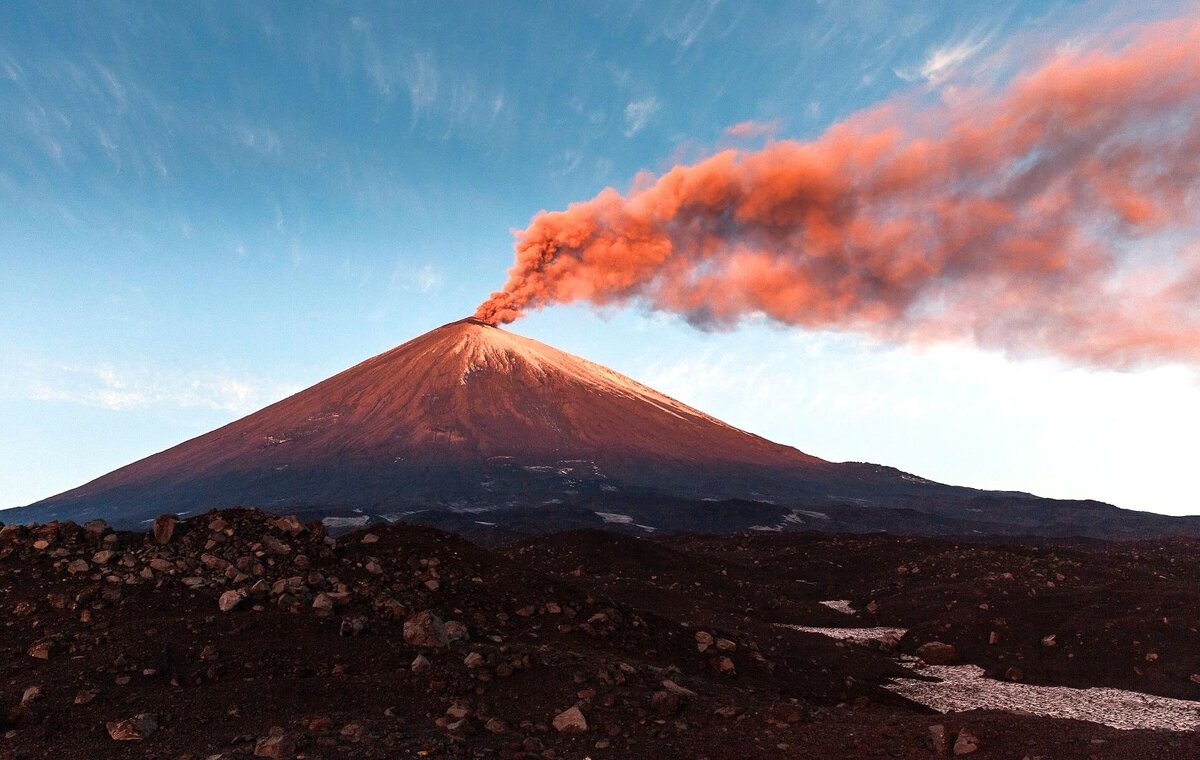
16, 361, 298, 414
389, 262, 444, 294
623, 96, 660, 137
236, 124, 281, 156
404, 51, 439, 118
723, 118, 781, 139
662, 0, 722, 49
896, 34, 993, 85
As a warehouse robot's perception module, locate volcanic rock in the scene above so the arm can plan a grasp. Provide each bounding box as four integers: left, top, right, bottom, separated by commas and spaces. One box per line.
152, 515, 178, 545
218, 590, 244, 612
953, 727, 980, 755
916, 641, 958, 665
552, 706, 588, 734
404, 610, 449, 648
106, 713, 157, 741
254, 728, 295, 759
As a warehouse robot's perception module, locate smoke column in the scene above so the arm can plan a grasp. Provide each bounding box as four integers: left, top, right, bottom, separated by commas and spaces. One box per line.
475, 18, 1200, 369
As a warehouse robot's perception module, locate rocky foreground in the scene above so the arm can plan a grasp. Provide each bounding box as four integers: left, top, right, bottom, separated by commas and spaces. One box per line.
0, 509, 1198, 759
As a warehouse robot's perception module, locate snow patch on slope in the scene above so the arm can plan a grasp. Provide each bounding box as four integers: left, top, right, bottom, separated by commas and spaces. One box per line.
819, 600, 855, 615
887, 661, 1200, 732
780, 624, 906, 646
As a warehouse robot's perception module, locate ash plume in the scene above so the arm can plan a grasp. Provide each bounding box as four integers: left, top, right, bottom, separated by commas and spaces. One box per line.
476, 18, 1200, 369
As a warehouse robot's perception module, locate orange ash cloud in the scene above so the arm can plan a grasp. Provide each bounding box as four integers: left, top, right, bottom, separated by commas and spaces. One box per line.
475, 18, 1200, 368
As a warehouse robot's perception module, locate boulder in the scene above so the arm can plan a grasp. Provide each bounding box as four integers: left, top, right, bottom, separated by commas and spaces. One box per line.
953, 727, 980, 755
403, 610, 449, 648
152, 515, 178, 545
916, 641, 958, 665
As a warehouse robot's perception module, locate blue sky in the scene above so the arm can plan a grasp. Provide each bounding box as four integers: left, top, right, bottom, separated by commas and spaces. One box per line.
2, 1, 1196, 516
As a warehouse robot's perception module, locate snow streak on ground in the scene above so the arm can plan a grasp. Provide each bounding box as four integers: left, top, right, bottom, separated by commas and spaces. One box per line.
321, 516, 370, 529
780, 624, 906, 646
819, 600, 855, 614
887, 661, 1200, 732
785, 624, 1200, 731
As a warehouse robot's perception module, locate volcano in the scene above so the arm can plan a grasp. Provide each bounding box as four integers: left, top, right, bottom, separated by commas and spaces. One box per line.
9, 319, 1199, 537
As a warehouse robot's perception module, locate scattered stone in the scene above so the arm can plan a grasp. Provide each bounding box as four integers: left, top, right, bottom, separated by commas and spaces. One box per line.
695, 630, 715, 652
928, 724, 948, 755
27, 640, 53, 659
218, 590, 244, 613
661, 679, 698, 698
106, 713, 158, 741
650, 690, 681, 716
712, 656, 736, 676
254, 727, 296, 759
73, 689, 99, 706
552, 706, 588, 734
411, 654, 432, 674
339, 617, 368, 636
312, 593, 336, 615
261, 535, 292, 556
953, 727, 980, 755
444, 620, 469, 642
271, 515, 306, 536
20, 686, 42, 707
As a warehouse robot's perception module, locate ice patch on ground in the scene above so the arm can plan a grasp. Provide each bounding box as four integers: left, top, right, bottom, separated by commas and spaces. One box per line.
779, 624, 906, 646
796, 509, 830, 519
321, 516, 370, 529
595, 512, 634, 524
819, 600, 855, 615
886, 661, 1200, 732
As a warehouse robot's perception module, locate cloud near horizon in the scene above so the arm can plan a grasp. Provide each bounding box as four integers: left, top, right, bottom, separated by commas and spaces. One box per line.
16, 361, 298, 414
475, 16, 1200, 370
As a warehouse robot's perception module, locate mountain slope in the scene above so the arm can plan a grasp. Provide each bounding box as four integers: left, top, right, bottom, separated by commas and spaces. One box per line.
8, 319, 859, 525
8, 318, 1197, 537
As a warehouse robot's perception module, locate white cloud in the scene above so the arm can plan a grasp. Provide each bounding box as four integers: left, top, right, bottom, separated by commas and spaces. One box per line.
390, 262, 444, 294
404, 52, 439, 117
623, 96, 660, 137
631, 330, 1200, 517
17, 361, 298, 414
663, 0, 721, 49
236, 124, 281, 155
896, 36, 991, 84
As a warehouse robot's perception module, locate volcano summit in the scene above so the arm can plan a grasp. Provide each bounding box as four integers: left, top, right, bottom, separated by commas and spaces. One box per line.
9, 319, 1198, 538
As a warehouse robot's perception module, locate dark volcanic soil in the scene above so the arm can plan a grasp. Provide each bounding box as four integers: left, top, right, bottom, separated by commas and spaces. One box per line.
0, 511, 1197, 759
